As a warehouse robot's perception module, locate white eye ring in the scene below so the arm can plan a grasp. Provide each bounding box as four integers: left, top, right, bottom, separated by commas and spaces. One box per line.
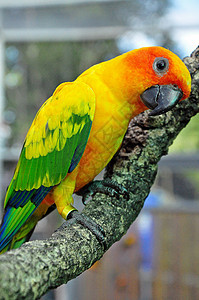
153, 57, 169, 76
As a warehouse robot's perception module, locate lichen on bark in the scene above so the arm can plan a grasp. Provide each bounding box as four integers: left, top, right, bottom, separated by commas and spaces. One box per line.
0, 47, 199, 300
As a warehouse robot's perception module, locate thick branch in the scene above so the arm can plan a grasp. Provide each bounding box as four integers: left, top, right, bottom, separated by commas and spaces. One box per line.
0, 48, 199, 300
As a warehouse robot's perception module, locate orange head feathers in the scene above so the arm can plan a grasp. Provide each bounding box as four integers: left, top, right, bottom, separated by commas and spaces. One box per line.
94, 46, 191, 116
122, 47, 191, 115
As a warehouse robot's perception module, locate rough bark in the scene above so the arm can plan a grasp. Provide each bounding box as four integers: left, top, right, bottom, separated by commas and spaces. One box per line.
0, 47, 199, 300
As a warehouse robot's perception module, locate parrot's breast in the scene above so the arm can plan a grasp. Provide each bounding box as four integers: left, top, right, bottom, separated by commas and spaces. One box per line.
74, 94, 132, 191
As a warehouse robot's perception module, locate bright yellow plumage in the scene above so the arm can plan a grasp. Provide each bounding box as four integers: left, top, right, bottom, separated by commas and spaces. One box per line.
0, 46, 191, 253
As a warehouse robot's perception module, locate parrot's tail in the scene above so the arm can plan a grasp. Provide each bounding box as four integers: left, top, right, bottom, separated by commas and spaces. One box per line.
0, 215, 38, 254
0, 201, 54, 254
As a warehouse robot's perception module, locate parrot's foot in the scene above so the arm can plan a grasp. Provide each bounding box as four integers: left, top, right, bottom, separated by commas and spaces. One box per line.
68, 210, 107, 250
78, 179, 129, 205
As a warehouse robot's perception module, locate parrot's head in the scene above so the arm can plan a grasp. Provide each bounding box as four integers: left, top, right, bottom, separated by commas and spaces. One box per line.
123, 46, 191, 116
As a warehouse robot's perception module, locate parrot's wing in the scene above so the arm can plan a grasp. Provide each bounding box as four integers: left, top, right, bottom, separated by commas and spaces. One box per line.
0, 81, 95, 251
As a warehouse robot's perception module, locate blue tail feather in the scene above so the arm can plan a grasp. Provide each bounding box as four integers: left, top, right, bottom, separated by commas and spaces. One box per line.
0, 185, 52, 252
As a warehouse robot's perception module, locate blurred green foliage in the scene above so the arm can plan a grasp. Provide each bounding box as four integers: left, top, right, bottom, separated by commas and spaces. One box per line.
170, 114, 199, 153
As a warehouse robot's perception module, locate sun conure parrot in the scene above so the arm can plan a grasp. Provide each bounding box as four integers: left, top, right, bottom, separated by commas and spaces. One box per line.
0, 46, 191, 253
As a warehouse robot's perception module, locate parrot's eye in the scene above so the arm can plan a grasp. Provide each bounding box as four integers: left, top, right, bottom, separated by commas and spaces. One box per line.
153, 57, 169, 75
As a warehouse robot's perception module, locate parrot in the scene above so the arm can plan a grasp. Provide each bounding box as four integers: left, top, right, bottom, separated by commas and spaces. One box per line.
0, 46, 191, 253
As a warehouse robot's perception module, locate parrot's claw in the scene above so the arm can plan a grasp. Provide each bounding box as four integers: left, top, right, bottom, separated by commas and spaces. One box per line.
68, 210, 107, 250
78, 179, 129, 205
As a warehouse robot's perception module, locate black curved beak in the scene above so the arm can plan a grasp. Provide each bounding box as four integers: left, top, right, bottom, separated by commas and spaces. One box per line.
140, 84, 183, 116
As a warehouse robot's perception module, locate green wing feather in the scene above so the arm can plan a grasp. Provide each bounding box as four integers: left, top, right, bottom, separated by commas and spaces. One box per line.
0, 81, 95, 252
5, 81, 95, 203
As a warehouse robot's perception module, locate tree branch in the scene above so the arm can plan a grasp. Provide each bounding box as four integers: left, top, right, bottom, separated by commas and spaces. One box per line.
0, 47, 199, 300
